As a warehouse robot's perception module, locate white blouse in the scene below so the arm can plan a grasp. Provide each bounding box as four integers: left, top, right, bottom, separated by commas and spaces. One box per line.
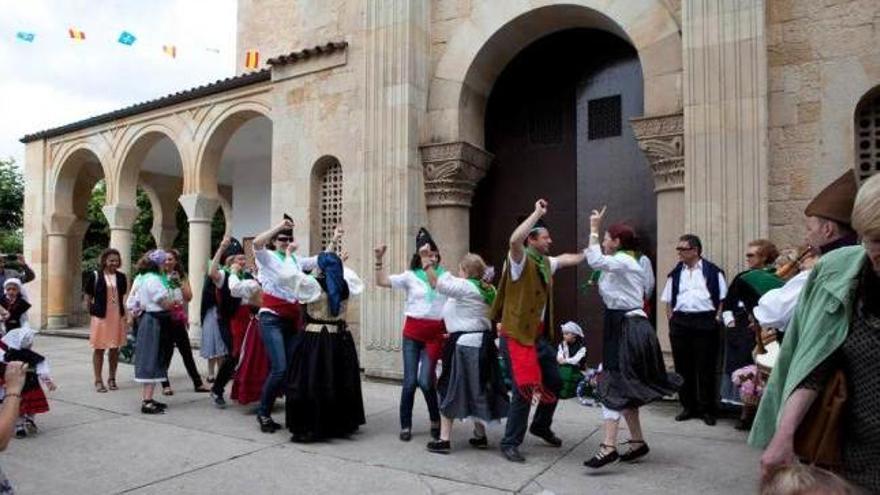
752, 269, 810, 331
557, 342, 587, 365
584, 245, 645, 312
255, 249, 321, 311
388, 271, 447, 320
436, 272, 491, 348
127, 274, 169, 313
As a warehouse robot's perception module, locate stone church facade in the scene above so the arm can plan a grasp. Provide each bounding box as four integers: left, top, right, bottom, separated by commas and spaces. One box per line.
21, 0, 880, 377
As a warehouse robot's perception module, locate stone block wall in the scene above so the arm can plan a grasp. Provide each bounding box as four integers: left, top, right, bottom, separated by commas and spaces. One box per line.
767, 0, 880, 248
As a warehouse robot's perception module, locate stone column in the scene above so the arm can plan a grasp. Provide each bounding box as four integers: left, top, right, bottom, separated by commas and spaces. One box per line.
631, 112, 685, 354
420, 142, 493, 268
683, 0, 768, 273
360, 0, 430, 379
179, 193, 219, 341
44, 213, 77, 329
67, 219, 90, 327
101, 204, 139, 278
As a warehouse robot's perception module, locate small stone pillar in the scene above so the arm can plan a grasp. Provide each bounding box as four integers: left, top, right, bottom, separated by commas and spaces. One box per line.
102, 204, 139, 278
630, 112, 685, 353
420, 142, 493, 268
178, 193, 219, 341
44, 213, 78, 329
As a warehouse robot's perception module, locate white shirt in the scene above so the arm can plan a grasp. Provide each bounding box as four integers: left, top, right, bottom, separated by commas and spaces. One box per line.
660, 260, 728, 313
436, 272, 491, 347
255, 249, 322, 313
585, 245, 645, 311
129, 274, 169, 313
639, 256, 655, 299
389, 271, 447, 320
557, 341, 587, 366
752, 270, 810, 331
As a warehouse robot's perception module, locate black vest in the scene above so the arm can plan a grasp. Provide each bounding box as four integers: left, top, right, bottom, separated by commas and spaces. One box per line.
668, 260, 724, 311
84, 271, 127, 318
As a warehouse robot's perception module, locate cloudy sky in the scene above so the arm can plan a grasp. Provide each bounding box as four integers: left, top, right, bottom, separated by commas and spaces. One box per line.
0, 0, 237, 165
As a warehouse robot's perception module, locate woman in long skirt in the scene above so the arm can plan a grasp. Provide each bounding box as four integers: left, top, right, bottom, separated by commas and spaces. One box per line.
419, 250, 508, 454
583, 208, 682, 468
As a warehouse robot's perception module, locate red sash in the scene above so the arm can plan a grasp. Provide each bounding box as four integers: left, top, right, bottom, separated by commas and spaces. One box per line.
501, 323, 556, 404
402, 317, 446, 362
261, 293, 301, 322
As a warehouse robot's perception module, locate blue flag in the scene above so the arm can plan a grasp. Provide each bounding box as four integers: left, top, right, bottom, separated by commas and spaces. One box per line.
117, 31, 136, 46
16, 32, 35, 43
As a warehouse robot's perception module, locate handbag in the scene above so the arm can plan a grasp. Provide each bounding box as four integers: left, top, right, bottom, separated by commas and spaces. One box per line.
793, 369, 847, 468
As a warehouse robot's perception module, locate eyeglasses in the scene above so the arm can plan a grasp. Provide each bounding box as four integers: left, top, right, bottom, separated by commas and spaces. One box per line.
276, 236, 292, 242
675, 246, 695, 252
745, 253, 758, 258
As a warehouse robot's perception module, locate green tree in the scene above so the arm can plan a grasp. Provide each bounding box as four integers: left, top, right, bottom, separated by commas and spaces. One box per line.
0, 158, 24, 254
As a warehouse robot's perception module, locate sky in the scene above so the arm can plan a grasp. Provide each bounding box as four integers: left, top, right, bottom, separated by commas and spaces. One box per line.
0, 0, 237, 165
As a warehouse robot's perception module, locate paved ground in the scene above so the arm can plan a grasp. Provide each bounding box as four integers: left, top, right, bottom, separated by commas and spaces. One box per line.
2, 335, 761, 494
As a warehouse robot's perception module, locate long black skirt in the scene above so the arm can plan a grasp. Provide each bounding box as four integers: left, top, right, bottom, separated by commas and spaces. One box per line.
285, 326, 365, 438
596, 310, 682, 411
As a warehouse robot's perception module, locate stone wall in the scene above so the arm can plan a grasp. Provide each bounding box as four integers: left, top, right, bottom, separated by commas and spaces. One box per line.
767, 0, 880, 248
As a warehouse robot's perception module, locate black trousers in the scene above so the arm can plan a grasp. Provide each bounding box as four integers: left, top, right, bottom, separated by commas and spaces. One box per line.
499, 336, 561, 449
161, 320, 203, 389
211, 319, 236, 396
669, 312, 720, 415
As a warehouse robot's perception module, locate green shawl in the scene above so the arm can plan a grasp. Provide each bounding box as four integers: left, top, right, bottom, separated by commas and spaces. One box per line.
468, 278, 497, 306
748, 246, 866, 449
740, 266, 784, 296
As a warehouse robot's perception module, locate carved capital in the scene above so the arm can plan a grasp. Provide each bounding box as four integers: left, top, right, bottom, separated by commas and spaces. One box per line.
178, 193, 220, 223
420, 141, 494, 208
630, 113, 684, 192
101, 204, 139, 231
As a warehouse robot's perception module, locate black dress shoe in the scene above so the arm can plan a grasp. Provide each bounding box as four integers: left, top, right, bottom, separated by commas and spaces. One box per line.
619, 440, 650, 462
468, 435, 489, 450
529, 427, 562, 447
501, 446, 526, 463
427, 440, 450, 454
675, 410, 696, 422
257, 415, 281, 433
584, 444, 619, 469
399, 429, 412, 442
702, 414, 717, 426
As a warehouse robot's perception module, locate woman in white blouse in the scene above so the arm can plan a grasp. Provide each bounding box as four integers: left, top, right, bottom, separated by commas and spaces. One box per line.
419, 249, 508, 454
583, 208, 682, 469
374, 229, 446, 442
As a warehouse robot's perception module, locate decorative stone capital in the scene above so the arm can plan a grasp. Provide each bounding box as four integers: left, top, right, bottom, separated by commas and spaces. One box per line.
151, 225, 179, 249
101, 204, 139, 231
178, 194, 220, 223
44, 213, 78, 236
69, 219, 91, 240
420, 141, 494, 208
630, 113, 684, 192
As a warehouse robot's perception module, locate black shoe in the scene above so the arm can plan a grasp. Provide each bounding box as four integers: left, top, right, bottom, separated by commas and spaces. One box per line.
529, 426, 562, 447
427, 440, 451, 454
468, 435, 489, 450
702, 414, 717, 426
675, 410, 697, 422
14, 427, 26, 438
501, 446, 526, 463
210, 392, 227, 409
257, 415, 281, 433
584, 444, 619, 469
430, 424, 441, 441
290, 432, 316, 444
149, 399, 168, 410
619, 440, 650, 462
141, 401, 165, 415
399, 429, 412, 442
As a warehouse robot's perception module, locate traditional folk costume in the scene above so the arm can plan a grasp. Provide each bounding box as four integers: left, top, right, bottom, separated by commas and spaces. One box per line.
0, 280, 30, 335
286, 253, 366, 441
586, 244, 681, 420
435, 271, 508, 425
126, 270, 170, 386
199, 274, 228, 362
84, 271, 128, 350
491, 241, 563, 452
1, 328, 53, 437
229, 273, 267, 405
557, 322, 587, 400
390, 228, 447, 435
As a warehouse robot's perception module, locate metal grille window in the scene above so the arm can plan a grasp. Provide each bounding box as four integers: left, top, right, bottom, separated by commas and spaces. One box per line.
529, 97, 563, 145
319, 161, 343, 250
856, 94, 880, 183
588, 95, 622, 140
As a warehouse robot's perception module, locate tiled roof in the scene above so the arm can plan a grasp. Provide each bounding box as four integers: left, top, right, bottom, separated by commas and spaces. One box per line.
266, 41, 348, 66
20, 69, 271, 143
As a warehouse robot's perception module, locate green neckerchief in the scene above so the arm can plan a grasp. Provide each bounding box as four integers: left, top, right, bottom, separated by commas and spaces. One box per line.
467, 278, 497, 306
740, 266, 784, 297
412, 267, 447, 302
525, 247, 550, 284
588, 250, 641, 285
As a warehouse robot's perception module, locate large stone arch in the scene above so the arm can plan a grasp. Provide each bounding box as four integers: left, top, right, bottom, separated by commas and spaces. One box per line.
49, 143, 108, 217
426, 1, 682, 147
114, 123, 187, 206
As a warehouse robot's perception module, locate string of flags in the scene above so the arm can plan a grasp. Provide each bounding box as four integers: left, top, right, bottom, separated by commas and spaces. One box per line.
12, 27, 258, 69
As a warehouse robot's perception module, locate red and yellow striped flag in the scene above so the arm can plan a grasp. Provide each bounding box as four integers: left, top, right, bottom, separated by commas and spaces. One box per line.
68, 27, 85, 40
163, 45, 177, 58
244, 49, 259, 69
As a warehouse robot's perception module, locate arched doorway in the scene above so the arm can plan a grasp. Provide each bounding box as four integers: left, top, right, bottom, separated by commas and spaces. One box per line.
470, 29, 655, 364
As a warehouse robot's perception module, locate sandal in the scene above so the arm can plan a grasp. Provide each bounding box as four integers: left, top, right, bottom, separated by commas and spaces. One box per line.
95, 381, 108, 393
619, 440, 650, 462
194, 384, 211, 393
583, 443, 619, 469
162, 387, 174, 396
107, 378, 118, 391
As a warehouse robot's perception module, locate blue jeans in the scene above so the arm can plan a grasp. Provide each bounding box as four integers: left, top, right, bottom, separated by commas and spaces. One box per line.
257, 312, 298, 417
399, 337, 440, 429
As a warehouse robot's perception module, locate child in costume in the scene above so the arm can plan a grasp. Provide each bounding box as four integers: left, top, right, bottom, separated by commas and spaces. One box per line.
0, 327, 56, 437
556, 321, 587, 399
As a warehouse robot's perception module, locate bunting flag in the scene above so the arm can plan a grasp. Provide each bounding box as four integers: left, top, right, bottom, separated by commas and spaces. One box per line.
205, 47, 220, 54
117, 31, 136, 46
244, 49, 259, 69
162, 45, 177, 58
68, 27, 85, 40
16, 32, 35, 43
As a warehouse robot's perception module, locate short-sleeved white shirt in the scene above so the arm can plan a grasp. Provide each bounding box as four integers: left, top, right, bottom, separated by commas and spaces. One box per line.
388, 271, 447, 320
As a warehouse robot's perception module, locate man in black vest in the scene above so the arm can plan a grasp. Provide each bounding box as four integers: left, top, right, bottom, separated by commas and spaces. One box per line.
661, 234, 727, 426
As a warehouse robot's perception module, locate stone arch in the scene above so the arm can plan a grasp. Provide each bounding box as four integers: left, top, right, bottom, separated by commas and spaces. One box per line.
309, 155, 344, 253
50, 144, 107, 217
114, 124, 186, 207
194, 101, 272, 198
854, 85, 880, 184
426, 1, 681, 146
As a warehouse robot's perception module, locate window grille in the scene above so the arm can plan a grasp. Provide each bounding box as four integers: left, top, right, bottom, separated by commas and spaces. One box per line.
319, 161, 343, 250
588, 95, 622, 140
856, 95, 880, 183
